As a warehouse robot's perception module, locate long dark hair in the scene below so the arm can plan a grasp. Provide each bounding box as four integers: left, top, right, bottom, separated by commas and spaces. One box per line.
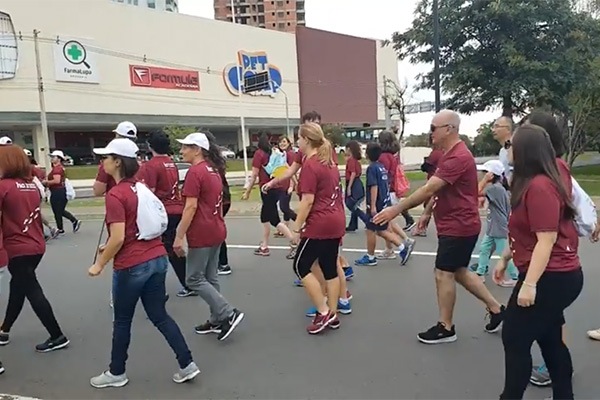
526, 111, 565, 158
378, 130, 400, 154
346, 140, 362, 160
203, 131, 226, 175
257, 133, 272, 155
510, 125, 575, 218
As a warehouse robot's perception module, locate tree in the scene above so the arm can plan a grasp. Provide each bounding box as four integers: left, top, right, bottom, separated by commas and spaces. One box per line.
322, 124, 347, 146
472, 121, 501, 156
403, 133, 430, 147
164, 126, 198, 155
389, 0, 579, 116
382, 78, 410, 139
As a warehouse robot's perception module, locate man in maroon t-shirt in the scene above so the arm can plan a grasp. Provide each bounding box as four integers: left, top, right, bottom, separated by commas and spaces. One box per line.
374, 110, 505, 344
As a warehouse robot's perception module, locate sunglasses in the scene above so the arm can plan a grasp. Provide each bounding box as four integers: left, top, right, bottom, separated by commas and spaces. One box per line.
430, 124, 451, 132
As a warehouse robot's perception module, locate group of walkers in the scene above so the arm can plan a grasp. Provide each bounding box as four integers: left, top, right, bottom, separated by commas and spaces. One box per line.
0, 106, 598, 400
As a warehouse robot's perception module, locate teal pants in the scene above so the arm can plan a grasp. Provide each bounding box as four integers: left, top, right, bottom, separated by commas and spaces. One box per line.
476, 235, 518, 279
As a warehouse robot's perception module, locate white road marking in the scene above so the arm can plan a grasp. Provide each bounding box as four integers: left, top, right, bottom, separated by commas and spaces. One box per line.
0, 396, 42, 400
226, 244, 500, 260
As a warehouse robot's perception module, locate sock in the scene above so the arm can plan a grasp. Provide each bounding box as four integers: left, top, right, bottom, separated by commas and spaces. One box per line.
367, 254, 375, 260
398, 243, 406, 252
339, 297, 349, 305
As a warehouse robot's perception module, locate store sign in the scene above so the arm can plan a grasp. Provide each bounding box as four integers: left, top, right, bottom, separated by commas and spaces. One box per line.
54, 37, 99, 84
129, 65, 199, 91
223, 50, 282, 97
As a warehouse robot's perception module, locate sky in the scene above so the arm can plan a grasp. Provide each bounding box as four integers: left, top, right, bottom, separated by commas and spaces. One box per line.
177, 0, 498, 136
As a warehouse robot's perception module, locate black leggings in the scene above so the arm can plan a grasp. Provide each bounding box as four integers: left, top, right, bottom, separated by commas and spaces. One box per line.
500, 269, 583, 400
219, 203, 231, 266
278, 191, 297, 222
49, 188, 77, 231
1, 254, 64, 339
260, 189, 282, 227
293, 238, 340, 280
162, 214, 188, 290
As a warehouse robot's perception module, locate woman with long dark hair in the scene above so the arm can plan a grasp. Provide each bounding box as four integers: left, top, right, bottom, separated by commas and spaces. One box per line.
25, 149, 59, 240
0, 145, 69, 353
494, 124, 582, 400
274, 136, 297, 239
88, 138, 198, 388
174, 132, 244, 341
242, 133, 294, 257
44, 150, 80, 235
344, 140, 364, 232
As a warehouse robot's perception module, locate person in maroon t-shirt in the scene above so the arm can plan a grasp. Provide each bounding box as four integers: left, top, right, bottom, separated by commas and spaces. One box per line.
0, 145, 69, 354
374, 110, 505, 344
145, 131, 193, 297
273, 136, 297, 238
292, 122, 346, 334
344, 140, 365, 232
493, 124, 582, 400
88, 138, 199, 388
44, 150, 80, 235
93, 121, 138, 197
25, 149, 59, 240
412, 146, 444, 237
175, 132, 244, 342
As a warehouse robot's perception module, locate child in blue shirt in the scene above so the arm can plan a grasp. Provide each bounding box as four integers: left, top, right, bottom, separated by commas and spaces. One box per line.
355, 143, 414, 266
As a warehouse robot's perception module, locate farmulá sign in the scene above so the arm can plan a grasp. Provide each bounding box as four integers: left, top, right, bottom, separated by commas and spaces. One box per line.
54, 37, 100, 84
129, 65, 200, 91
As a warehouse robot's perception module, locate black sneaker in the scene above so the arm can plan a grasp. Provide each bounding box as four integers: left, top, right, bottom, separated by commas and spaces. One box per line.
56, 229, 65, 236
417, 322, 457, 344
218, 265, 232, 276
194, 320, 222, 335
73, 220, 82, 233
0, 360, 4, 375
35, 335, 70, 353
218, 309, 245, 341
485, 305, 505, 333
0, 331, 9, 346
404, 221, 417, 231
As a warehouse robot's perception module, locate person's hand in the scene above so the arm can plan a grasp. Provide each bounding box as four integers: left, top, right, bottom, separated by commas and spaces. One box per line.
370, 207, 377, 217
241, 191, 250, 201
287, 185, 293, 195
492, 258, 508, 285
591, 223, 600, 243
346, 187, 351, 197
373, 206, 400, 225
88, 263, 103, 277
416, 213, 431, 232
484, 171, 494, 183
517, 283, 537, 307
173, 237, 186, 257
262, 181, 274, 192
290, 231, 300, 245
478, 196, 486, 209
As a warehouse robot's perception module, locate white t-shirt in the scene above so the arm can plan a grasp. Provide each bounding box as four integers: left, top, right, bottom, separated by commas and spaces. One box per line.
499, 147, 512, 182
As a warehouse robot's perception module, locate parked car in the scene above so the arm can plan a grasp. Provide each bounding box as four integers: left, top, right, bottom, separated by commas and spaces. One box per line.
334, 145, 346, 154
63, 155, 74, 166
236, 145, 258, 159
220, 146, 236, 159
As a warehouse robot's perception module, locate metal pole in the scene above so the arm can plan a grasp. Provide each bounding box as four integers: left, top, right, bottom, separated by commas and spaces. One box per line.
33, 29, 50, 169
432, 0, 441, 112
284, 94, 291, 142
383, 75, 392, 129
230, 0, 250, 186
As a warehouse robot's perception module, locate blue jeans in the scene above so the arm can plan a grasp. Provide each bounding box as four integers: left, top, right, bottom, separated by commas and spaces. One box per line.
110, 255, 193, 376
345, 180, 365, 231
477, 235, 518, 279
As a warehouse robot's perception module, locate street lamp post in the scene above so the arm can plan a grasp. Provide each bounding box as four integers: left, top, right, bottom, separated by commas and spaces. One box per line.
271, 81, 291, 142
433, 0, 441, 113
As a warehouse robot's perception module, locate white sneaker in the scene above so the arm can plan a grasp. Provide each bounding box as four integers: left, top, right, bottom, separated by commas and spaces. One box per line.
587, 329, 600, 341
499, 279, 518, 288
377, 250, 397, 260
173, 361, 201, 383
90, 370, 129, 388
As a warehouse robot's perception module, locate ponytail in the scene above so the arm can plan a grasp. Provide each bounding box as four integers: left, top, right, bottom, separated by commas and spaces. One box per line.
316, 138, 334, 166
202, 132, 227, 175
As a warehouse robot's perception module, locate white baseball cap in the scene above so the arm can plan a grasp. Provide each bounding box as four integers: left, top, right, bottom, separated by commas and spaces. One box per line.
176, 132, 210, 150
477, 160, 505, 176
113, 121, 137, 139
93, 138, 139, 158
50, 150, 66, 160
0, 136, 12, 145
24, 149, 32, 156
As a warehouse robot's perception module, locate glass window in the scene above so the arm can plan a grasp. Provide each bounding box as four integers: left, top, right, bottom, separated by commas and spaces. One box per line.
277, 11, 284, 18
147, 0, 156, 8
278, 22, 285, 29
277, 0, 284, 6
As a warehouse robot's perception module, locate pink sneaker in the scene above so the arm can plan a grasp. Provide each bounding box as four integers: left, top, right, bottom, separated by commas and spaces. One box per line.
253, 246, 270, 257
307, 311, 335, 334
329, 314, 341, 330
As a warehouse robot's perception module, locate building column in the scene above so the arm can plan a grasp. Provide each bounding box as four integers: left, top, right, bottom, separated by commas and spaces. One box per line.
32, 125, 51, 169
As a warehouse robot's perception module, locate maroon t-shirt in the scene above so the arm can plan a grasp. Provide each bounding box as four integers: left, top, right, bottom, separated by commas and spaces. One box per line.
47, 165, 65, 190
508, 174, 580, 272
0, 178, 45, 258
181, 161, 227, 248
295, 148, 338, 195
105, 178, 167, 270
345, 157, 362, 182
298, 155, 345, 239
378, 152, 398, 193
427, 149, 444, 180
96, 163, 117, 193
143, 155, 183, 215
32, 166, 45, 181
433, 141, 481, 237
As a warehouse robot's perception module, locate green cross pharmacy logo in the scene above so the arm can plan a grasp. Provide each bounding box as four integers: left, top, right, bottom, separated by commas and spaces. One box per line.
62, 40, 90, 68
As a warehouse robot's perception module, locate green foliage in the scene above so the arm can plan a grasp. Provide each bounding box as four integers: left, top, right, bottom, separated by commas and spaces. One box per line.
163, 126, 199, 155
322, 124, 347, 146
472, 121, 502, 156
403, 133, 430, 147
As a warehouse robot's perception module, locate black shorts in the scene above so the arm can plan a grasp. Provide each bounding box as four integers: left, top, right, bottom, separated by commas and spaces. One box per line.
260, 189, 282, 227
293, 238, 341, 281
435, 235, 478, 272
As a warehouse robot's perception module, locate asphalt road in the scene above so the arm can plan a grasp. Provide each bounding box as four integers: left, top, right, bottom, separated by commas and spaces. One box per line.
1, 218, 599, 399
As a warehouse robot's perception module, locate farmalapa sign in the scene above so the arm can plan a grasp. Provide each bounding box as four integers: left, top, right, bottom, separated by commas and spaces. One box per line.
129, 65, 199, 91
54, 37, 100, 84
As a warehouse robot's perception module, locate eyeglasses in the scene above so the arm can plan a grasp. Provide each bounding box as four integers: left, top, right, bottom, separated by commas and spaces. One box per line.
430, 124, 452, 132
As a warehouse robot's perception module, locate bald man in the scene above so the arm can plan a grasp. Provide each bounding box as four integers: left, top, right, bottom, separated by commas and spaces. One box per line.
374, 110, 505, 344
493, 116, 514, 182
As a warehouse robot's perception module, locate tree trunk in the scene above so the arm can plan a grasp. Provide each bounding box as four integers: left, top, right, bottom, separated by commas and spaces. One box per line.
502, 94, 513, 117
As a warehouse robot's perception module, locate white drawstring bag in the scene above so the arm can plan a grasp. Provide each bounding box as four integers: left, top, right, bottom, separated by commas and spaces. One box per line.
571, 176, 597, 237
135, 182, 168, 241
65, 179, 76, 201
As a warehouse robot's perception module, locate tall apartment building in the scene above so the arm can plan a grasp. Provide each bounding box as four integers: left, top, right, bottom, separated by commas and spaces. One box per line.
111, 0, 178, 12
214, 0, 306, 33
